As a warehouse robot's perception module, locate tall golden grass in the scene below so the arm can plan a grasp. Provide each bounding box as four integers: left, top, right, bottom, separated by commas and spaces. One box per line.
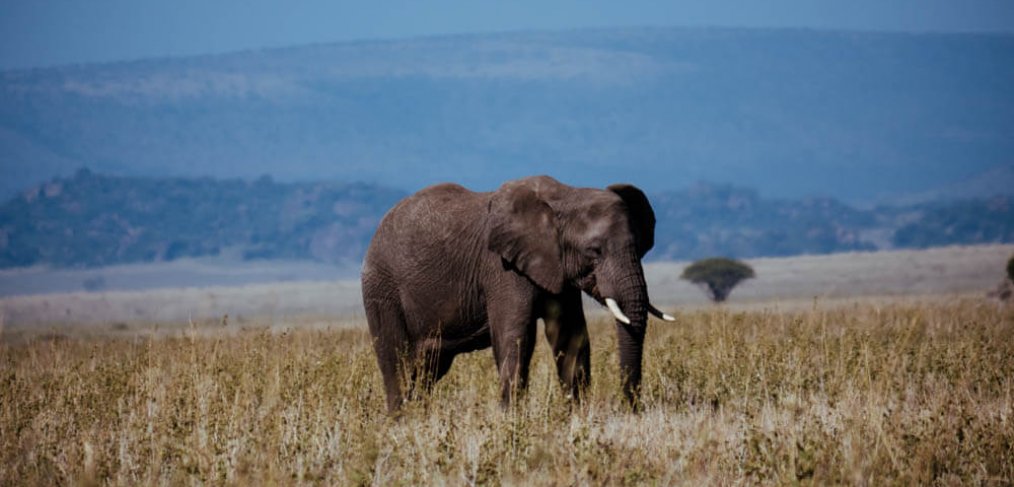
2, 298, 1012, 484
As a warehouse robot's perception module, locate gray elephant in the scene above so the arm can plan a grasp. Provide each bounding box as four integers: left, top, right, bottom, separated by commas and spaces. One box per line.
361, 175, 674, 412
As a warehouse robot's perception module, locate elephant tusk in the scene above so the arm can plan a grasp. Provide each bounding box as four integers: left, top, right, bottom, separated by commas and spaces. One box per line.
605, 298, 631, 325
649, 304, 676, 322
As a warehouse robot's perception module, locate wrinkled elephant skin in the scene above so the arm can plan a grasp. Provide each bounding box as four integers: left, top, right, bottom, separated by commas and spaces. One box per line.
361, 175, 669, 412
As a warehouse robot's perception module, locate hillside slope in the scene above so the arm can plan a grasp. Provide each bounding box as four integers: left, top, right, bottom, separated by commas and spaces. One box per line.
2, 27, 1012, 202
2, 172, 1010, 271
0, 170, 405, 268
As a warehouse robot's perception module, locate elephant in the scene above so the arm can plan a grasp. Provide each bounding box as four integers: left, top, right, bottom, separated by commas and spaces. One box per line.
361, 175, 674, 413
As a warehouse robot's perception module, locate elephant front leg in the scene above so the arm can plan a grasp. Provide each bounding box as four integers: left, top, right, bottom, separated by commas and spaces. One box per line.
487, 290, 539, 409
543, 288, 591, 402
491, 321, 537, 408
486, 273, 543, 408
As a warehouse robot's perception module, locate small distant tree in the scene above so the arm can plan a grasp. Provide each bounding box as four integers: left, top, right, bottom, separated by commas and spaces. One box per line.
990, 253, 1014, 301
82, 276, 106, 292
681, 257, 755, 303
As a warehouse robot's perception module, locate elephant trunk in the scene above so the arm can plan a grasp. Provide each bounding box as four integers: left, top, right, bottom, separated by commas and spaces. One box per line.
604, 252, 650, 409
616, 317, 646, 409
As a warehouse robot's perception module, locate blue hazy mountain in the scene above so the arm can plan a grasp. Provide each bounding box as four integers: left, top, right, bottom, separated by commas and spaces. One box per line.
3, 171, 1010, 269
1, 27, 1012, 203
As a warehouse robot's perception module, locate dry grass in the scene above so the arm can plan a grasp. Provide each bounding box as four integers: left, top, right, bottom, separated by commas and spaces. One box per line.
648, 244, 1014, 308
3, 244, 1010, 326
2, 298, 1013, 485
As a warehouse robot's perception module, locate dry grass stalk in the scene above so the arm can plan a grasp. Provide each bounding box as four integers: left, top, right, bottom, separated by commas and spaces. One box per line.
1, 298, 1012, 484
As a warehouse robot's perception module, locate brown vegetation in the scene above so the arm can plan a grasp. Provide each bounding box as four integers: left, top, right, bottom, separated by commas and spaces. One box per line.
2, 298, 1012, 484
4, 244, 1011, 325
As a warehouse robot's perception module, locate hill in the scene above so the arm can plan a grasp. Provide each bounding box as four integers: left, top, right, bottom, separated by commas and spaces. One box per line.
1, 171, 1010, 271
0, 169, 405, 269
2, 27, 1012, 203
651, 182, 1013, 259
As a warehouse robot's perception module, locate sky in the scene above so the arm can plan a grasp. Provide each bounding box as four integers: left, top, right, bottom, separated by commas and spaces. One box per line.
2, 0, 1014, 70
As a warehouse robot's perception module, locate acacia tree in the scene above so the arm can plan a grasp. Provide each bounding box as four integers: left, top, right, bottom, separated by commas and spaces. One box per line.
1007, 254, 1014, 282
990, 253, 1014, 301
681, 257, 755, 303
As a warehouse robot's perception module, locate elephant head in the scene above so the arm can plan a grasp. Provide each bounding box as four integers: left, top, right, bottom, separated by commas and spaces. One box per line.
487, 176, 673, 406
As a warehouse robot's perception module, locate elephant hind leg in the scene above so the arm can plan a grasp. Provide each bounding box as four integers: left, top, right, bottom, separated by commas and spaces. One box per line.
364, 298, 412, 413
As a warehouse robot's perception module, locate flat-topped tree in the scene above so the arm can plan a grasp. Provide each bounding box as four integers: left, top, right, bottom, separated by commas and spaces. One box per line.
681, 257, 755, 303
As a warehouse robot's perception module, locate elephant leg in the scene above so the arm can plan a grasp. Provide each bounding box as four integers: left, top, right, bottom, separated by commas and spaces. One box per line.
489, 304, 538, 408
493, 325, 536, 408
543, 288, 591, 402
410, 345, 456, 396
364, 298, 412, 413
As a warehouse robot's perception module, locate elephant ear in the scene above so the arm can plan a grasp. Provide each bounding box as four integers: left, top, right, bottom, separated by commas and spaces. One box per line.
488, 184, 565, 293
608, 184, 656, 258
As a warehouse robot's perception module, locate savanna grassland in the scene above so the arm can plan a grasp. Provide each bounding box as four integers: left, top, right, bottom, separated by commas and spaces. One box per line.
2, 298, 1012, 485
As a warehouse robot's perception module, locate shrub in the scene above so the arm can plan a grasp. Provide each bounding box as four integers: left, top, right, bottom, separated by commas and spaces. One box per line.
681, 257, 755, 302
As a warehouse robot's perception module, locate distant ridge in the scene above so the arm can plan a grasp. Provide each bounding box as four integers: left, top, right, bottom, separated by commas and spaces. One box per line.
0, 170, 406, 268
2, 26, 1012, 202
1, 171, 1010, 269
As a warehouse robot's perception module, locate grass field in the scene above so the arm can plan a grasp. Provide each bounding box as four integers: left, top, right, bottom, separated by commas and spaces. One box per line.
2, 298, 1012, 484
2, 244, 1011, 327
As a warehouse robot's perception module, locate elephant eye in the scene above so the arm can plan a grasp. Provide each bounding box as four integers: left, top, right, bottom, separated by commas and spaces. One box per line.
586, 245, 603, 258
